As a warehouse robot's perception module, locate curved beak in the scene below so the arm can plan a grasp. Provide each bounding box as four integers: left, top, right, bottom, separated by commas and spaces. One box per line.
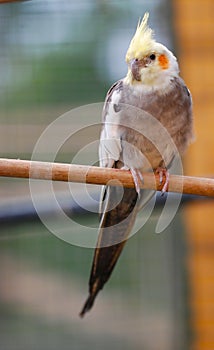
130, 58, 147, 81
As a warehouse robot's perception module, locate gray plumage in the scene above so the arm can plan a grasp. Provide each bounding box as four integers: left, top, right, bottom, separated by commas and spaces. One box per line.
80, 15, 193, 317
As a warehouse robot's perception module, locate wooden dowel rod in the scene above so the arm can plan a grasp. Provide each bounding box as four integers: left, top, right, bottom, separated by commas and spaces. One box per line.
0, 158, 214, 197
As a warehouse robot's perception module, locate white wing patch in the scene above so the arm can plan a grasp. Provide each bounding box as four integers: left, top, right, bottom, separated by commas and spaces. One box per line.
99, 89, 123, 168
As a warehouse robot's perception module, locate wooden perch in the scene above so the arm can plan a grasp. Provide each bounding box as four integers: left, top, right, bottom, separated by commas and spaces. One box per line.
0, 0, 27, 3
0, 158, 214, 197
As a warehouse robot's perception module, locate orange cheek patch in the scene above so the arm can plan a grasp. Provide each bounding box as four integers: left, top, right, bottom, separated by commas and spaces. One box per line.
158, 54, 169, 69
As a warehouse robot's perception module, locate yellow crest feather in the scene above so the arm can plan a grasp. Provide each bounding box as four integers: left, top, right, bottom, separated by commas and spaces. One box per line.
126, 12, 155, 62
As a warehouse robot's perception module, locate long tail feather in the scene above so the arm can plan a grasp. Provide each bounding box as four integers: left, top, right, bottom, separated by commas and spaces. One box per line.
79, 286, 100, 317
80, 186, 138, 317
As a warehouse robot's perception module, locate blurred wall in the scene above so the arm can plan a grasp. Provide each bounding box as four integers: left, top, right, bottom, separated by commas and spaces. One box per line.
174, 1, 214, 349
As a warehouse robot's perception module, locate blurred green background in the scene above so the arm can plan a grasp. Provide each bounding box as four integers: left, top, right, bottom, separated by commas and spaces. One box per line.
0, 1, 190, 350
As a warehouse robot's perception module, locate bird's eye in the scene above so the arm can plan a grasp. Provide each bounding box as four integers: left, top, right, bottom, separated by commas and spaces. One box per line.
149, 54, 156, 60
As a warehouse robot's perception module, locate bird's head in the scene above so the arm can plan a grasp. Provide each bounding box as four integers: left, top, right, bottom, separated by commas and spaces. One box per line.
125, 13, 179, 88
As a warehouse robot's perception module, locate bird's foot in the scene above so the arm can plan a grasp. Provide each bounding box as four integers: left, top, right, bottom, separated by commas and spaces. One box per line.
155, 167, 169, 195
130, 168, 144, 196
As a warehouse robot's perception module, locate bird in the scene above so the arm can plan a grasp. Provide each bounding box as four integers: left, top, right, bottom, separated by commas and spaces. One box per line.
79, 12, 194, 317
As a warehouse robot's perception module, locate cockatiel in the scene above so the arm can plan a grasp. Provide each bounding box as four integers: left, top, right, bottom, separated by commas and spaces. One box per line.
80, 13, 193, 317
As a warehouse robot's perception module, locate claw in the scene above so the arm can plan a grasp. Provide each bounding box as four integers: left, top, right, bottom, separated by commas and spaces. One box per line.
155, 167, 169, 195
130, 168, 144, 196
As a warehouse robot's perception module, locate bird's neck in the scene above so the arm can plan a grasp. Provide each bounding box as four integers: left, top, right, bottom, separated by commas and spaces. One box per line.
124, 69, 178, 94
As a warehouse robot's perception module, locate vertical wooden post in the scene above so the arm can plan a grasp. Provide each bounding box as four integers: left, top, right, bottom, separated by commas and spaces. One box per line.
174, 1, 214, 349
